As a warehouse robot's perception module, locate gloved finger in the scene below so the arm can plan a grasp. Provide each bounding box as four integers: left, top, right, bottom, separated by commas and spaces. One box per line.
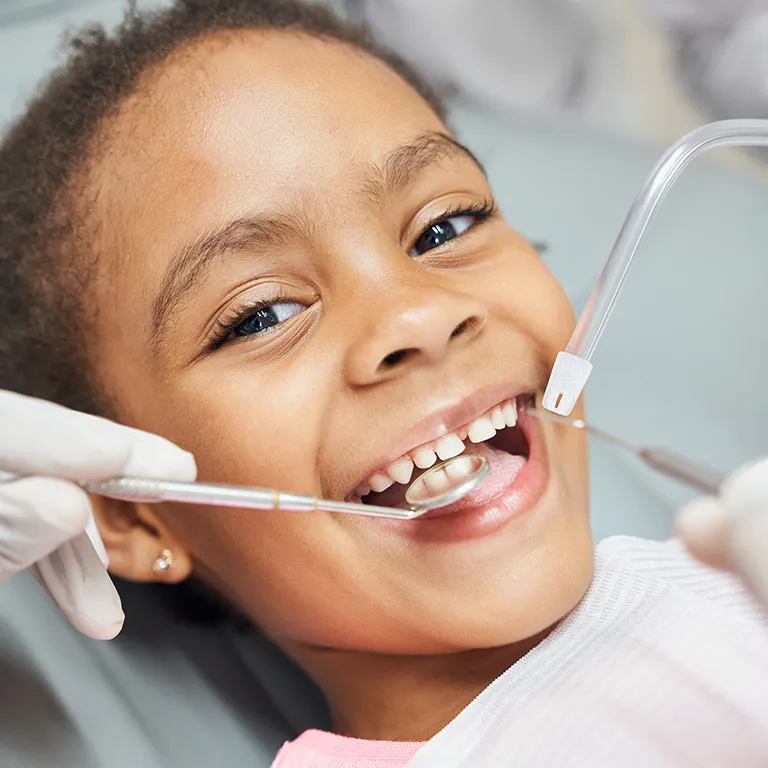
721, 457, 768, 512
721, 458, 768, 609
0, 476, 123, 638
0, 390, 196, 481
676, 496, 732, 571
116, 424, 197, 481
29, 532, 124, 640
85, 511, 110, 569
0, 476, 91, 578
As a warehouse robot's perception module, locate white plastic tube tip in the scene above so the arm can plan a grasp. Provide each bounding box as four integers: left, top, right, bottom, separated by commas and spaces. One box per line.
542, 352, 593, 415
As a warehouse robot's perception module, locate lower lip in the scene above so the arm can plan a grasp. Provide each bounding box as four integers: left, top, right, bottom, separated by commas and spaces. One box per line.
372, 408, 549, 543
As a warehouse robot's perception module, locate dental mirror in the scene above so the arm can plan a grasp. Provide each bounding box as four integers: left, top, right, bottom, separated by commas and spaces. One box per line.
0, 456, 491, 521
404, 454, 489, 512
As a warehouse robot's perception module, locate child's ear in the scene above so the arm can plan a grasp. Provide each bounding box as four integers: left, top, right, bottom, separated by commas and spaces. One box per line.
90, 496, 192, 584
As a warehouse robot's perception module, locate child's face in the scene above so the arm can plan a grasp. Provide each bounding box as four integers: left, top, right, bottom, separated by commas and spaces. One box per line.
88, 32, 592, 654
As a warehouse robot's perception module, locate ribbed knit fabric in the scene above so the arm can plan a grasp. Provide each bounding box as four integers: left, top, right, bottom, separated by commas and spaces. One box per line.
272, 536, 768, 768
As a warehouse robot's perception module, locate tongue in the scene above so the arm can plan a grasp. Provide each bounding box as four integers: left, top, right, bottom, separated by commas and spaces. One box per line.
365, 441, 526, 510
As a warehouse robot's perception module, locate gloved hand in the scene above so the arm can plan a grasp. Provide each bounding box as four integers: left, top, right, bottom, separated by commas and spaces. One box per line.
677, 457, 768, 608
0, 390, 196, 639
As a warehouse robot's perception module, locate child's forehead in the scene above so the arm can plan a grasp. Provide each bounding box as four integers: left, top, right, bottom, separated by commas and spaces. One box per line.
86, 30, 446, 248
121, 31, 434, 140
95, 30, 443, 198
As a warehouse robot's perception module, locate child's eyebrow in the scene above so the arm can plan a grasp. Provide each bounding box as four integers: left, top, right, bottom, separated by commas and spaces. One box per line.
149, 132, 486, 350
150, 211, 304, 350
372, 132, 486, 198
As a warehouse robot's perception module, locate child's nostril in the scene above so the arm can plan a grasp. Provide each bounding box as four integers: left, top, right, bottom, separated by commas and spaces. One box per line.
381, 348, 413, 368
450, 317, 479, 339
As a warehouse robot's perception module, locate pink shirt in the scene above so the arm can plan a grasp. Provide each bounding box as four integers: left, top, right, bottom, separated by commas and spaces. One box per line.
272, 537, 768, 768
272, 730, 422, 767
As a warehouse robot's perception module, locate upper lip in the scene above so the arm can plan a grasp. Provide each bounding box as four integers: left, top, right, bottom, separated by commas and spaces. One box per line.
347, 381, 528, 495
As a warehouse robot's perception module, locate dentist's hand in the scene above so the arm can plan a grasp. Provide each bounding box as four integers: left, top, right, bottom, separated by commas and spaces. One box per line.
0, 390, 196, 639
677, 457, 768, 608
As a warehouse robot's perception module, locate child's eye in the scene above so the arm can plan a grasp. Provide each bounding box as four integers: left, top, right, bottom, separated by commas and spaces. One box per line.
410, 215, 475, 257
232, 301, 304, 338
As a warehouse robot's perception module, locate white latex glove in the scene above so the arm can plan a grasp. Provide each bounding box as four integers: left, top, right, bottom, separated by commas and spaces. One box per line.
0, 390, 196, 639
677, 457, 768, 608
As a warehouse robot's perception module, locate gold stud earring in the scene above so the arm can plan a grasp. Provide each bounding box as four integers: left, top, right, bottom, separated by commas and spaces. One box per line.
151, 549, 174, 578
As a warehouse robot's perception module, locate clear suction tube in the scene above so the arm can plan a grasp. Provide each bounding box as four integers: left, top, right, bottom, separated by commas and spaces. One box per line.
543, 119, 768, 416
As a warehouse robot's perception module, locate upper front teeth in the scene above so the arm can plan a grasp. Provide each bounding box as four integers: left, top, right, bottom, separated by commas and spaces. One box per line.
412, 445, 437, 469
502, 401, 518, 427
468, 416, 495, 443
357, 398, 519, 498
368, 473, 394, 493
435, 433, 465, 460
388, 457, 415, 484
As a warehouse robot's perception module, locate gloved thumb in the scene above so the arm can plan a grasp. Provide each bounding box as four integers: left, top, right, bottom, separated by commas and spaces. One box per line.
677, 458, 768, 609
721, 458, 768, 609
676, 495, 732, 571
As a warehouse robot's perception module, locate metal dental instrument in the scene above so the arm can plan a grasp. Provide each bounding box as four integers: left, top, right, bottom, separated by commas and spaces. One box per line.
527, 407, 723, 494
404, 454, 489, 510
543, 119, 768, 417
0, 454, 490, 520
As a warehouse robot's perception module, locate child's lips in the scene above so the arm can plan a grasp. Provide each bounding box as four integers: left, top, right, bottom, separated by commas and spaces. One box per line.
345, 384, 531, 502
366, 406, 548, 542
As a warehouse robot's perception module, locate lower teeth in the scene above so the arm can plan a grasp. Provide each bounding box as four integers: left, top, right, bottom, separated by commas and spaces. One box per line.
445, 456, 475, 480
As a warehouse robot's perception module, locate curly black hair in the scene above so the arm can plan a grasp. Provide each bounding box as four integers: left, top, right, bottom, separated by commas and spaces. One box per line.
0, 0, 444, 624
0, 0, 443, 416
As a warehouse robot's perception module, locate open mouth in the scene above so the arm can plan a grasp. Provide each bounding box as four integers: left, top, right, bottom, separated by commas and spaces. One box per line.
348, 394, 533, 512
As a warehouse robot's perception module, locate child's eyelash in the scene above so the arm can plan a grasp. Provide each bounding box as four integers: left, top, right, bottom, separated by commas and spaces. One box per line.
420, 198, 498, 234
209, 288, 289, 350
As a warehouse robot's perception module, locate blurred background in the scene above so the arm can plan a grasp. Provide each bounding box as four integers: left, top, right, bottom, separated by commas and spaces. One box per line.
2, 0, 768, 537
7, 0, 768, 165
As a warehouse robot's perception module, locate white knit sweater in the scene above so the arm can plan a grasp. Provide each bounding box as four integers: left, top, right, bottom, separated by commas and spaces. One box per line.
405, 536, 768, 767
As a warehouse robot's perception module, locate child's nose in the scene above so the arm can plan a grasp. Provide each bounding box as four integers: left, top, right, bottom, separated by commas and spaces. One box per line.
344, 288, 487, 386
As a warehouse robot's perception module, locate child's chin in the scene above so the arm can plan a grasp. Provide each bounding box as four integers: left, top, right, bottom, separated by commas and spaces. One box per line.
423, 543, 595, 649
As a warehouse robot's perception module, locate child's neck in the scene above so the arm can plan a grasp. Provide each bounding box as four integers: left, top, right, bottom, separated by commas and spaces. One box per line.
292, 628, 553, 742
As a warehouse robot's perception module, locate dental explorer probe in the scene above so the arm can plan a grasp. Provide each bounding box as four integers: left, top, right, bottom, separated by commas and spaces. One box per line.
526, 408, 723, 495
